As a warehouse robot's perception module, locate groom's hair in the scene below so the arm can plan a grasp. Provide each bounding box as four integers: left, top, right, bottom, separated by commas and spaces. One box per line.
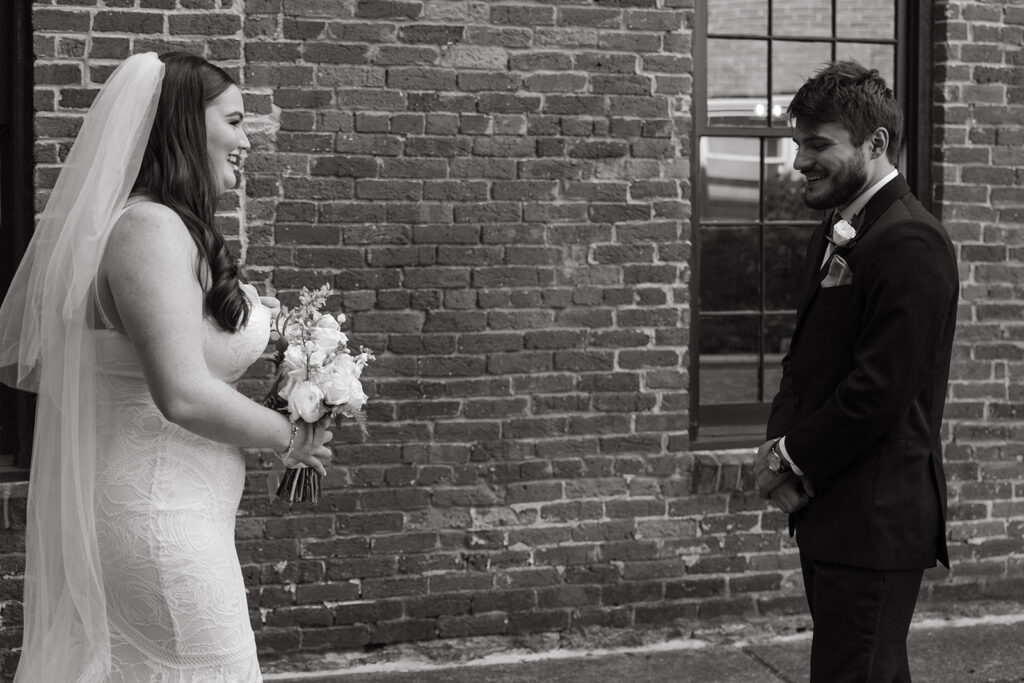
787, 60, 903, 164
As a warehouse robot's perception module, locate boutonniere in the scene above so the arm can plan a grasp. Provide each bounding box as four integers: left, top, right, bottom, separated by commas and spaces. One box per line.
831, 218, 858, 248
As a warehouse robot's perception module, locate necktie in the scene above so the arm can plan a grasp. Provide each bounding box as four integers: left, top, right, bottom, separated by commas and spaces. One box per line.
822, 210, 840, 267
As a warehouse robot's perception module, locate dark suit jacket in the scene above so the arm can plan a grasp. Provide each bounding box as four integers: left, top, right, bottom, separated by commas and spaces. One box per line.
767, 174, 959, 571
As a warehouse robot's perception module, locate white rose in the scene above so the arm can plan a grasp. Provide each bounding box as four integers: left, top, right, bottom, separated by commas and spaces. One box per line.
277, 346, 307, 400
316, 313, 340, 331
287, 380, 326, 423
832, 219, 857, 247
322, 367, 367, 411
282, 344, 307, 372
312, 326, 347, 353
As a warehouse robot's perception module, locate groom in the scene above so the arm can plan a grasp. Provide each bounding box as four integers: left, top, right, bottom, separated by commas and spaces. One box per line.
754, 61, 959, 682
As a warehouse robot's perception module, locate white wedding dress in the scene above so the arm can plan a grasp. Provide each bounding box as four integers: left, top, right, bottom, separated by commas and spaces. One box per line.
91, 278, 269, 682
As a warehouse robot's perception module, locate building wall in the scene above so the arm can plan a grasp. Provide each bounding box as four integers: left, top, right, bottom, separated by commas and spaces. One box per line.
931, 0, 1024, 597
0, 0, 1021, 675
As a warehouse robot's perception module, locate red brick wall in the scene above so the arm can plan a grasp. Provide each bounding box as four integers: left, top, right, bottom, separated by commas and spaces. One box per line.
1, 0, 1021, 675
930, 0, 1024, 599
238, 0, 693, 657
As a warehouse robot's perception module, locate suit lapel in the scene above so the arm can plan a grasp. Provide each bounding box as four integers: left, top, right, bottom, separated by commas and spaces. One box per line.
792, 217, 830, 336
789, 174, 913, 345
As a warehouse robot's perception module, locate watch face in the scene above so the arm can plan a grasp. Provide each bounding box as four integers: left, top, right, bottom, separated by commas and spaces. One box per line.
767, 450, 781, 472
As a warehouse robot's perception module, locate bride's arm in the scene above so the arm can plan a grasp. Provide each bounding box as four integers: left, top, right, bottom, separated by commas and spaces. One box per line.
101, 202, 328, 473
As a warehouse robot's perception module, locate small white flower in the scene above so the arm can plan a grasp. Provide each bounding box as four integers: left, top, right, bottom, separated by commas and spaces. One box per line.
833, 218, 857, 247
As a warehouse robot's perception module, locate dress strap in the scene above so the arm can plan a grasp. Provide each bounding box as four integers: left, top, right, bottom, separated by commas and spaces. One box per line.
93, 196, 152, 332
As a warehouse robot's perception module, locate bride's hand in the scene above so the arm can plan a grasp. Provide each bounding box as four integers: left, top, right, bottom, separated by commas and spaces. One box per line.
259, 296, 281, 321
285, 422, 332, 476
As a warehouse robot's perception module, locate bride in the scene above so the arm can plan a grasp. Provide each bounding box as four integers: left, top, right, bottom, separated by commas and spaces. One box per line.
0, 52, 332, 681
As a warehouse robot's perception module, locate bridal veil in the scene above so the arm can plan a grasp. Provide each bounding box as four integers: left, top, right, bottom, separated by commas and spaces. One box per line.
0, 52, 164, 681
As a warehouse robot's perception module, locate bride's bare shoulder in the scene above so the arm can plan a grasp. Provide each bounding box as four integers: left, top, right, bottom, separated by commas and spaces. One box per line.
108, 200, 196, 260
113, 200, 186, 237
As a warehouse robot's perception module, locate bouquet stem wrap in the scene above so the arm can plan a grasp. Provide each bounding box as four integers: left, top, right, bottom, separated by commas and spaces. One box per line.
276, 461, 322, 505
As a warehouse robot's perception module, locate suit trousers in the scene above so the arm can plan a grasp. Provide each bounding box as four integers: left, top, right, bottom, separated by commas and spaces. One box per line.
800, 553, 924, 683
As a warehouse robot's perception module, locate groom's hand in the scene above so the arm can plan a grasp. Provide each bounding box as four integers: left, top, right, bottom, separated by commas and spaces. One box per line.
754, 439, 790, 498
768, 475, 811, 514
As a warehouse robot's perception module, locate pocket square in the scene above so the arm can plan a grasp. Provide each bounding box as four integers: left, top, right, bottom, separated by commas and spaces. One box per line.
821, 254, 854, 288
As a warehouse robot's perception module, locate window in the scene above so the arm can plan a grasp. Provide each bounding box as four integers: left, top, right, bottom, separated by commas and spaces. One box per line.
690, 0, 932, 448
0, 0, 35, 475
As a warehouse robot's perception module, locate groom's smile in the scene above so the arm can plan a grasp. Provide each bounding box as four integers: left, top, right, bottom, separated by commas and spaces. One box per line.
792, 120, 870, 211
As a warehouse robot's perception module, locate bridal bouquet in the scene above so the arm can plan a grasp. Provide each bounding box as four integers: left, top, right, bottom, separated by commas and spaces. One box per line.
264, 284, 373, 504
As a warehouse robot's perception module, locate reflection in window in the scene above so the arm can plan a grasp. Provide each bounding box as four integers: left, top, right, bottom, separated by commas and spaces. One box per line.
764, 139, 820, 222
772, 41, 831, 126
838, 0, 895, 39
707, 40, 769, 127
696, 138, 819, 425
704, 0, 899, 129
839, 43, 896, 86
764, 225, 809, 310
700, 317, 759, 405
772, 0, 831, 38
709, 0, 767, 35
699, 226, 760, 311
700, 137, 760, 221
694, 0, 901, 446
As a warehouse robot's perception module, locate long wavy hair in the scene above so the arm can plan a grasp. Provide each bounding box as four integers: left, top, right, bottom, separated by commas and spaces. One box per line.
133, 52, 250, 332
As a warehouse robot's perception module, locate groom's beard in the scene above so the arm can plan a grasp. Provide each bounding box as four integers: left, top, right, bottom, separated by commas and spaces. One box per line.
803, 154, 867, 210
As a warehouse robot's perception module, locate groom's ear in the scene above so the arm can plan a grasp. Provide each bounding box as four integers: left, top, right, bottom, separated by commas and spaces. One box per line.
868, 127, 890, 159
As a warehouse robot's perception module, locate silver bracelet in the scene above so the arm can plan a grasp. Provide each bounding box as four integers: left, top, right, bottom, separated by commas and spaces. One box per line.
276, 422, 300, 462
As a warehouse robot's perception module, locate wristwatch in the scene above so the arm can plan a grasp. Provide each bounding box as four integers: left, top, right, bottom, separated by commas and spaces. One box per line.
766, 439, 790, 474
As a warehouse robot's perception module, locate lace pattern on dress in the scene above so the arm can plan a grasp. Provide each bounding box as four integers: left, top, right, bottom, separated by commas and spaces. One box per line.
93, 283, 270, 682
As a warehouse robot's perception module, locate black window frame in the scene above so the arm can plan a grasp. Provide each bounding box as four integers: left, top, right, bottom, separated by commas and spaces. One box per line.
0, 0, 36, 476
689, 0, 933, 449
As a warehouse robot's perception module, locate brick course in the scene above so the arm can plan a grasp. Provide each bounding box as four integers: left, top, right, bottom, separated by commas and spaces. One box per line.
2, 0, 1022, 676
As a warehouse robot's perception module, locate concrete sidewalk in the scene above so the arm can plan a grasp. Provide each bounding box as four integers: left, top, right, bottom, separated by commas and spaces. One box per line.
263, 608, 1024, 682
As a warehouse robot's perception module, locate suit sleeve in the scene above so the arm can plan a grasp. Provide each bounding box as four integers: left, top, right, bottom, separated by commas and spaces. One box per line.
766, 350, 796, 439
783, 219, 959, 485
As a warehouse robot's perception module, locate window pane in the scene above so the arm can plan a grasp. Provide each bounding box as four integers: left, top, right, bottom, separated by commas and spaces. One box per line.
838, 43, 896, 89
701, 137, 760, 221
772, 0, 832, 38
708, 39, 768, 127
709, 0, 768, 35
700, 316, 759, 404
764, 138, 821, 222
700, 226, 760, 312
772, 40, 832, 125
764, 225, 812, 310
764, 314, 796, 398
837, 1, 895, 39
